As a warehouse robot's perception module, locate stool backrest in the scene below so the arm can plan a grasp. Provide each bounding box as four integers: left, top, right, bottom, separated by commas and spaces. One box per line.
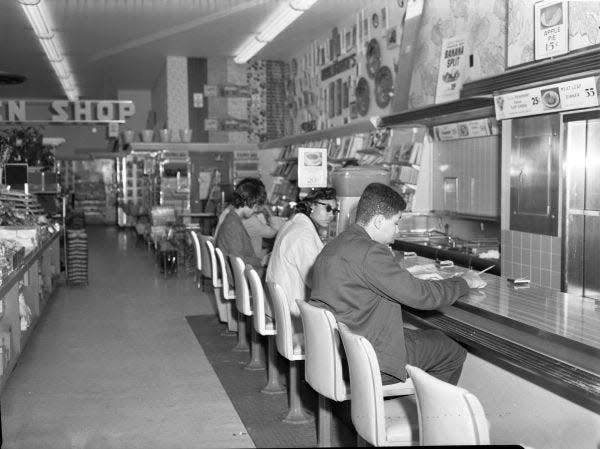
189, 230, 202, 271
246, 266, 274, 336
266, 281, 304, 361
297, 300, 349, 402
215, 247, 234, 299
338, 322, 387, 446
230, 255, 252, 316
405, 364, 490, 446
199, 234, 213, 279
205, 239, 220, 288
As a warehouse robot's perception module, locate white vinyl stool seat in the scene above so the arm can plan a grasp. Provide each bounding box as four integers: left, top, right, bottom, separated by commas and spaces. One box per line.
405, 364, 490, 446
230, 256, 264, 366
266, 281, 313, 424
214, 246, 238, 333
205, 239, 227, 323
245, 266, 285, 395
338, 322, 418, 447
298, 301, 414, 447
189, 230, 202, 288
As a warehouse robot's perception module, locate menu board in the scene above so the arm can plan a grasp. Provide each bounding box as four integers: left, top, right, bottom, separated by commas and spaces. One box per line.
534, 0, 568, 60
297, 147, 328, 188
494, 76, 599, 120
435, 35, 468, 104
433, 118, 499, 141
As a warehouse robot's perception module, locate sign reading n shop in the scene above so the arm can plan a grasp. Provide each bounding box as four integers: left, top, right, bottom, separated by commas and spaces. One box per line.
0, 99, 136, 123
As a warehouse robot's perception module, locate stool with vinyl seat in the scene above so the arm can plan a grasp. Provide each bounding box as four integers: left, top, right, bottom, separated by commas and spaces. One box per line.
214, 246, 238, 335
205, 239, 228, 324
266, 281, 314, 424
245, 266, 285, 394
298, 301, 416, 447
189, 230, 203, 288
197, 233, 213, 291
230, 255, 264, 367
338, 323, 418, 447
405, 364, 490, 446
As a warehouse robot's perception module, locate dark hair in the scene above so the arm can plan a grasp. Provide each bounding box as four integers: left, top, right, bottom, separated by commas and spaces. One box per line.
232, 178, 266, 208
295, 187, 337, 216
355, 183, 406, 225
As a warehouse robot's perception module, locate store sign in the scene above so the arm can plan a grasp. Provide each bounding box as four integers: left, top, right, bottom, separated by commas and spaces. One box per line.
297, 147, 327, 188
433, 118, 499, 141
494, 76, 599, 120
534, 0, 568, 60
0, 99, 135, 123
435, 35, 468, 104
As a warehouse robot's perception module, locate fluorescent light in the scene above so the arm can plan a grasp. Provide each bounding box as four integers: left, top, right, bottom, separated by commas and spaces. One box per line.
19, 0, 79, 100
20, 0, 53, 38
39, 36, 62, 61
234, 0, 318, 64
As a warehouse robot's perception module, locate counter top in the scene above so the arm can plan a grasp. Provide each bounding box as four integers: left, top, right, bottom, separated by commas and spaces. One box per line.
400, 255, 600, 412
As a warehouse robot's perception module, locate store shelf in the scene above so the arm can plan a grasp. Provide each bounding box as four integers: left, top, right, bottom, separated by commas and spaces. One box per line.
258, 119, 376, 150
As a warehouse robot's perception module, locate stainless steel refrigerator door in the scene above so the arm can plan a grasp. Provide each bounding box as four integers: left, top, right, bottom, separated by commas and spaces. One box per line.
565, 115, 600, 299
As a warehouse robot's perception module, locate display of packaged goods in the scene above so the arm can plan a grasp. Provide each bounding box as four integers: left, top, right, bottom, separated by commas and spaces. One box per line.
0, 226, 39, 252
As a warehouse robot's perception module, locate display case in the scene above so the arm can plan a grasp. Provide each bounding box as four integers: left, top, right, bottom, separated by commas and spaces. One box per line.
158, 150, 190, 213
116, 152, 158, 227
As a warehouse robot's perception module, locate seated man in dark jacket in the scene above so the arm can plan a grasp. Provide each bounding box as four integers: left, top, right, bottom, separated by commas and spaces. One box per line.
310, 183, 485, 385
215, 178, 268, 281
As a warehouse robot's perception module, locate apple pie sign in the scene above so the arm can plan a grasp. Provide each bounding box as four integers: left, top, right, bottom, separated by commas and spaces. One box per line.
494, 76, 599, 120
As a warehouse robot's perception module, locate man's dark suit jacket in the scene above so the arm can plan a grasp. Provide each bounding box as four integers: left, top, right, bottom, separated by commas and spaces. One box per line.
310, 224, 469, 380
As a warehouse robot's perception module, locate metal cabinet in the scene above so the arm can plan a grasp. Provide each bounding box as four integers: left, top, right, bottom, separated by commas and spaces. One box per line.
510, 115, 559, 236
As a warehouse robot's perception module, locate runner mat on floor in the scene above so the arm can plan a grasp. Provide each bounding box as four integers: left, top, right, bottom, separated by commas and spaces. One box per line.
186, 314, 356, 448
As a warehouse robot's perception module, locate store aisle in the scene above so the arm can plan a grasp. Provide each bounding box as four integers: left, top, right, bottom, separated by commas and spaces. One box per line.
0, 227, 254, 449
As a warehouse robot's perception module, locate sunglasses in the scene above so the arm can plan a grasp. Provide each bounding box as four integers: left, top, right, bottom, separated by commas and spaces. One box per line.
314, 201, 339, 215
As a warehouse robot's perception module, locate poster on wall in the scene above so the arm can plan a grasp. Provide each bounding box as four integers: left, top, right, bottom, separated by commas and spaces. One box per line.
534, 0, 568, 60
435, 35, 468, 104
297, 147, 327, 188
494, 76, 599, 120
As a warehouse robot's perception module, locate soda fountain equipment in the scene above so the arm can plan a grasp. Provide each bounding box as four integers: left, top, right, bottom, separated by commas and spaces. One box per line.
332, 165, 391, 235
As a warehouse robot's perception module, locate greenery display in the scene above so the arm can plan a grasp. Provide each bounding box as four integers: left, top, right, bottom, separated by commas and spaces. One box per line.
0, 126, 54, 168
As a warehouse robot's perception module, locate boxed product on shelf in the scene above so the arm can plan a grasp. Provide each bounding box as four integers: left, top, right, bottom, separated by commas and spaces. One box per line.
0, 226, 39, 253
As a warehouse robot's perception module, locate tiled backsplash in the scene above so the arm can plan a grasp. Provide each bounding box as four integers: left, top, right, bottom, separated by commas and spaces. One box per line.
501, 230, 561, 289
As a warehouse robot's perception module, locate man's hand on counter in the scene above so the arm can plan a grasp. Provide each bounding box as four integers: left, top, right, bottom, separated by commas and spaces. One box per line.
461, 271, 487, 289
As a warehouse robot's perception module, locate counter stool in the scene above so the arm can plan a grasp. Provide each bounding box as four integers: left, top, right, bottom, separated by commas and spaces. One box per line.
205, 239, 227, 324
266, 281, 313, 424
405, 365, 490, 446
298, 301, 415, 447
198, 234, 213, 292
229, 256, 259, 360
214, 247, 239, 335
157, 240, 178, 277
189, 230, 202, 288
338, 323, 418, 447
246, 266, 285, 394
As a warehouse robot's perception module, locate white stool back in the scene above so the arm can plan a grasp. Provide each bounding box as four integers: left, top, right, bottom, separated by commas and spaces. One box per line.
246, 266, 274, 336
215, 247, 234, 300
297, 300, 348, 402
230, 256, 252, 316
266, 281, 304, 361
338, 323, 417, 447
405, 364, 490, 446
199, 234, 213, 280
189, 230, 202, 272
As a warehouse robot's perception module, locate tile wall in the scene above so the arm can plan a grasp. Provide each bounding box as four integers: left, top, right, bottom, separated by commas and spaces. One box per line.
501, 230, 562, 289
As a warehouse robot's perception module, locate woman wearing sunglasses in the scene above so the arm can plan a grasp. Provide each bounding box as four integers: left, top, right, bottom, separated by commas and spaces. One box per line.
266, 187, 338, 322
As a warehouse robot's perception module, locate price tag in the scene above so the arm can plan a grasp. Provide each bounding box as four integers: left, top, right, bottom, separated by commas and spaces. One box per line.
297, 147, 328, 188
495, 76, 599, 120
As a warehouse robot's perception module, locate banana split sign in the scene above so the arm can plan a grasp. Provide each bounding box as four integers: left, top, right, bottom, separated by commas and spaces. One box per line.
0, 99, 136, 123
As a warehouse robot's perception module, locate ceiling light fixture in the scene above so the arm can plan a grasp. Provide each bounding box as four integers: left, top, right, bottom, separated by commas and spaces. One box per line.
19, 0, 79, 100
233, 0, 319, 64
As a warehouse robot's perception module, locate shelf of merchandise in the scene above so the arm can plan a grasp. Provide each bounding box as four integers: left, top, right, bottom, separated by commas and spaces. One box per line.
0, 232, 61, 393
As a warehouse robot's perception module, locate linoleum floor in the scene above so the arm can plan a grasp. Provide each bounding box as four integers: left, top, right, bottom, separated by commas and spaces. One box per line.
0, 226, 253, 449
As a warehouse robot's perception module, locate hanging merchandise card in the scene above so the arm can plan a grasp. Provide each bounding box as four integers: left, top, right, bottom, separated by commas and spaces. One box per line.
435, 35, 468, 104
534, 0, 568, 60
298, 147, 328, 188
495, 76, 599, 120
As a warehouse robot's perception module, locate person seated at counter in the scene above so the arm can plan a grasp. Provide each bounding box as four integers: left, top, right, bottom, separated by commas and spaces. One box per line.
309, 183, 485, 385
242, 204, 278, 259
215, 178, 269, 280
266, 187, 338, 323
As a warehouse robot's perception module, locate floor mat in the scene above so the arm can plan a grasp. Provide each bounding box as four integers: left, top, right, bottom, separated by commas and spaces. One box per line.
186, 314, 356, 448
